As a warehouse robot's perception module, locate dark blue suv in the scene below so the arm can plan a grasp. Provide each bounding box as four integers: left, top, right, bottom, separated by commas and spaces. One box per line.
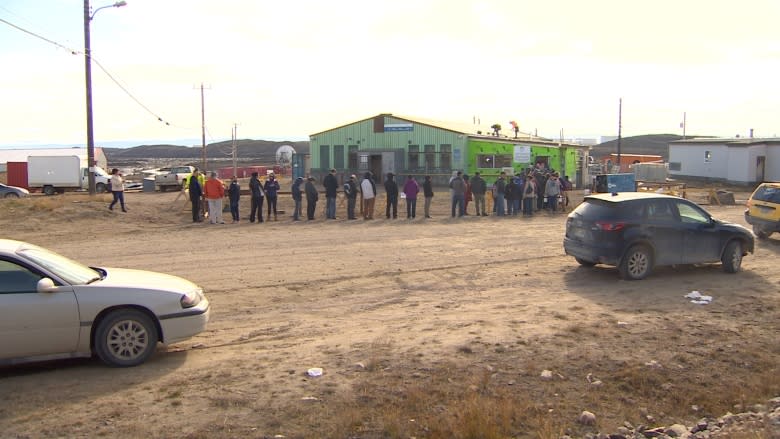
564, 192, 754, 280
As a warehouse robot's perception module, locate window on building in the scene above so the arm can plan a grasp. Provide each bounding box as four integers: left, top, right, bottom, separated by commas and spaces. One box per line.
476, 154, 513, 168
348, 145, 358, 169
424, 145, 435, 170
408, 145, 419, 169
319, 145, 330, 170
440, 144, 452, 170
334, 145, 345, 169
668, 162, 681, 171
704, 151, 712, 163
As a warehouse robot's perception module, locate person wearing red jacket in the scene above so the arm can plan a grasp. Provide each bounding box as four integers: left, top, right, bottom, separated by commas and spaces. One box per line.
204, 172, 226, 224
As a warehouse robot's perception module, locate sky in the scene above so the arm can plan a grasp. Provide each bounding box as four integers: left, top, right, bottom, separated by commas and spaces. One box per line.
1, 0, 779, 149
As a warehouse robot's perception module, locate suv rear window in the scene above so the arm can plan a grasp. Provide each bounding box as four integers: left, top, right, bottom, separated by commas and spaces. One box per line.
753, 185, 780, 203
576, 199, 641, 220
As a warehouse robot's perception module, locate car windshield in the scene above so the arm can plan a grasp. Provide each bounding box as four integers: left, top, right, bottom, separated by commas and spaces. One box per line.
17, 245, 101, 285
753, 185, 780, 203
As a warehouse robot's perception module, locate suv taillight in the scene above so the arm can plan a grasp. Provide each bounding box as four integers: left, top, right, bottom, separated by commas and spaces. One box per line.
595, 221, 625, 231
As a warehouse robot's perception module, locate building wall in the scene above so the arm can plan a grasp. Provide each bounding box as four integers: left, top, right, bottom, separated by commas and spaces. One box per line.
466, 138, 584, 185
669, 143, 729, 180
670, 141, 780, 184
766, 146, 780, 181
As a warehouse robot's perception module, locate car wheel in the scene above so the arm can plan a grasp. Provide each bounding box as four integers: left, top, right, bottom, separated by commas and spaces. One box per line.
96, 182, 106, 193
619, 245, 653, 280
43, 185, 55, 196
721, 240, 743, 273
752, 224, 769, 240
4, 192, 20, 199
94, 309, 159, 367
160, 185, 168, 192
575, 257, 596, 267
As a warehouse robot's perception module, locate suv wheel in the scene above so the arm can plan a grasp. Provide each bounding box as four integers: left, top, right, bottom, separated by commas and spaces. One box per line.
619, 245, 653, 280
721, 241, 743, 273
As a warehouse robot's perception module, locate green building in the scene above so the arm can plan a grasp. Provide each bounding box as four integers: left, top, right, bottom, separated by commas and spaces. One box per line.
308, 114, 589, 186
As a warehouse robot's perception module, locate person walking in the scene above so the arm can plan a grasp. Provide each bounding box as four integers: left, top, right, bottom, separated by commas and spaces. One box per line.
108, 168, 127, 212
470, 172, 487, 216
402, 175, 420, 219
264, 173, 281, 221
323, 168, 338, 219
450, 171, 466, 217
384, 172, 399, 219
305, 176, 319, 220
248, 172, 265, 223
291, 176, 303, 221
344, 174, 358, 220
188, 169, 203, 222
422, 175, 434, 218
228, 176, 240, 223
360, 172, 376, 220
204, 172, 225, 224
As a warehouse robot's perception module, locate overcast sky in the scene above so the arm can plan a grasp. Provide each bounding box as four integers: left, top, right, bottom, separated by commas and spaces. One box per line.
1, 0, 779, 148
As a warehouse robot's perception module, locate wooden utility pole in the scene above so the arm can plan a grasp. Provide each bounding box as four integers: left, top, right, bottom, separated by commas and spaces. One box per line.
232, 123, 238, 177
200, 83, 206, 172
616, 98, 622, 173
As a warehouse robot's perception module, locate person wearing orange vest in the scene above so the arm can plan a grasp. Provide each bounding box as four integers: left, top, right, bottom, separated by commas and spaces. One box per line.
204, 172, 226, 224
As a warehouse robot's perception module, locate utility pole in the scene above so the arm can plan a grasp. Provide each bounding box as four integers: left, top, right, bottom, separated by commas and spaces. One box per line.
616, 98, 622, 173
682, 112, 687, 140
200, 83, 206, 172
232, 123, 238, 177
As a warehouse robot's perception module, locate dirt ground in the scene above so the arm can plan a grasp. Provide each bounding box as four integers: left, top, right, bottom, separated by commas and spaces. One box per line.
0, 185, 778, 438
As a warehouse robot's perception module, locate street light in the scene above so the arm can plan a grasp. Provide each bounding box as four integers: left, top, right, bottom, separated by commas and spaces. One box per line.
83, 0, 126, 195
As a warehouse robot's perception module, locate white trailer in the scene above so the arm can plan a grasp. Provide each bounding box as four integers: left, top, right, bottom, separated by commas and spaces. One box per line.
27, 155, 111, 195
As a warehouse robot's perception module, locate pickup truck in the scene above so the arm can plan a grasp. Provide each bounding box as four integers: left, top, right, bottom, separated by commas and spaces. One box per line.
155, 166, 195, 192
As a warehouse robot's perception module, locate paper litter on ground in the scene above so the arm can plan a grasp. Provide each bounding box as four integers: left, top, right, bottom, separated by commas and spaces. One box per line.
685, 290, 713, 304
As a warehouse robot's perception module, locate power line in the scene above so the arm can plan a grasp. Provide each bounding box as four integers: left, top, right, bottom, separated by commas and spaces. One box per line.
0, 15, 175, 128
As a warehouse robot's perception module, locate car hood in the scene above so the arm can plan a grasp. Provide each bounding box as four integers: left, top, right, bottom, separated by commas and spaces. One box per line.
95, 267, 200, 293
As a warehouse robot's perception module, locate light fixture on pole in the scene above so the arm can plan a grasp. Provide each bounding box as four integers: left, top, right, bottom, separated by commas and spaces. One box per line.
83, 0, 127, 195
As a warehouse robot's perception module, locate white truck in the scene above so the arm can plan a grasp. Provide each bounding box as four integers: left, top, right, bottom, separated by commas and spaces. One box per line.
27, 155, 111, 195
154, 165, 195, 192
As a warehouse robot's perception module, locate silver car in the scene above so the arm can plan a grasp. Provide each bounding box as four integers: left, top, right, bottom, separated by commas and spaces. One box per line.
0, 183, 29, 199
0, 239, 210, 367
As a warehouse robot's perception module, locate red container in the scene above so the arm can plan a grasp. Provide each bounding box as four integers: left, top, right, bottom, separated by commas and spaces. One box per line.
7, 162, 28, 189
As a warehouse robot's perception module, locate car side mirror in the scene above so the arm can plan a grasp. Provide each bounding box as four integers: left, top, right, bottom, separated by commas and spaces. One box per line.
36, 278, 57, 293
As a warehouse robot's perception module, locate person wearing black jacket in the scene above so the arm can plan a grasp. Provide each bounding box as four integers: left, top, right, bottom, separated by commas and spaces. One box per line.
305, 177, 319, 220
228, 176, 241, 223
189, 170, 203, 222
344, 175, 358, 220
470, 172, 487, 216
422, 175, 434, 218
291, 177, 303, 221
384, 172, 399, 219
323, 168, 338, 219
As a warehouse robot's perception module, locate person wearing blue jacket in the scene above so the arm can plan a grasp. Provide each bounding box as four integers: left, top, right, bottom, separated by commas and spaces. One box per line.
228, 176, 241, 223
264, 173, 281, 221
189, 170, 203, 222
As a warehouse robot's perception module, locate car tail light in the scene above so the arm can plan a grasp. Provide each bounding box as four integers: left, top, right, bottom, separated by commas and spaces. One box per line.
595, 221, 626, 231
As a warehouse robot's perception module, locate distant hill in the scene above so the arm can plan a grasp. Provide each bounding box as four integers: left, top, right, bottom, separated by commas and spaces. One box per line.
589, 134, 690, 161
103, 139, 309, 162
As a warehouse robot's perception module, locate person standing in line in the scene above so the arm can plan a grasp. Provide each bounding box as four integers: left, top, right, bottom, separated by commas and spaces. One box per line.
545, 172, 561, 213
264, 173, 281, 221
512, 175, 523, 215
188, 169, 203, 222
108, 168, 127, 212
494, 171, 507, 216
248, 172, 265, 223
450, 170, 466, 217
470, 172, 487, 216
522, 172, 537, 216
402, 175, 420, 219
360, 172, 376, 220
305, 176, 319, 220
344, 174, 359, 220
505, 175, 517, 215
463, 174, 472, 215
204, 172, 225, 224
323, 168, 339, 219
384, 172, 399, 219
422, 175, 434, 219
291, 176, 303, 221
228, 176, 240, 223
